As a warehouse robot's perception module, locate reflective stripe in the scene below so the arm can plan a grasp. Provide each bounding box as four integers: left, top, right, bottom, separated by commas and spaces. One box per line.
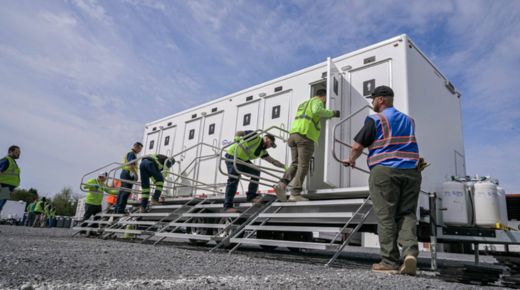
368, 151, 419, 166
369, 136, 417, 149
141, 194, 149, 199
142, 188, 150, 193
374, 113, 390, 139
294, 115, 320, 131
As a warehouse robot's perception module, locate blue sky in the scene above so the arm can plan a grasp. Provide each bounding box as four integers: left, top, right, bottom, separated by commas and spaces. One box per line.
1, 0, 519, 196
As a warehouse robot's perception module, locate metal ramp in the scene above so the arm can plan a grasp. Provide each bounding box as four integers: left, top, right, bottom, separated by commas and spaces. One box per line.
226, 195, 373, 266
72, 212, 126, 236
151, 197, 275, 247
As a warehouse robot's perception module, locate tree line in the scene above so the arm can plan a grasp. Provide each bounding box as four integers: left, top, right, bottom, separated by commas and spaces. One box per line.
10, 187, 79, 216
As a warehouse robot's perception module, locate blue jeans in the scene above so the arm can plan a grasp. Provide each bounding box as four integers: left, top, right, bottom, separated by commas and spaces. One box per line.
116, 170, 134, 213
223, 154, 260, 209
139, 159, 164, 208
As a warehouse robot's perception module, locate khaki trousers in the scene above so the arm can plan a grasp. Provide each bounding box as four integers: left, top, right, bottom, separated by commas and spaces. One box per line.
281, 133, 315, 195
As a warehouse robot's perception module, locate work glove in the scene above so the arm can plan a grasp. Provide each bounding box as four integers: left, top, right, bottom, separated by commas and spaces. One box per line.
418, 157, 430, 172
284, 165, 289, 171
233, 136, 241, 142
333, 110, 340, 118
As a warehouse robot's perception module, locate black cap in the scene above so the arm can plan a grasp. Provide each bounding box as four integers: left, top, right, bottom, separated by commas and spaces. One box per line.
367, 85, 394, 99
265, 134, 277, 148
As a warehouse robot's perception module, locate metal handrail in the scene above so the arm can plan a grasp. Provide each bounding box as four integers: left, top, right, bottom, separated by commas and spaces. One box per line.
331, 104, 372, 174
217, 126, 290, 188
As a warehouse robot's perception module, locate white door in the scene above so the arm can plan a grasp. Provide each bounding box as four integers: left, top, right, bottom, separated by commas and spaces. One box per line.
197, 112, 224, 194
144, 131, 160, 155
235, 100, 260, 132
323, 57, 343, 187
180, 118, 202, 187
159, 126, 177, 156
260, 90, 292, 165
348, 60, 391, 187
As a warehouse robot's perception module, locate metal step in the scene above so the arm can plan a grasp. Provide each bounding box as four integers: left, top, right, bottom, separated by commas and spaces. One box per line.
130, 213, 171, 217
149, 205, 183, 210
258, 212, 353, 219
271, 199, 370, 207
117, 221, 158, 226
72, 227, 102, 231
103, 228, 144, 234
194, 203, 254, 209
230, 238, 338, 250
96, 213, 125, 217
182, 213, 242, 218
154, 232, 213, 241
245, 225, 342, 233
167, 222, 229, 229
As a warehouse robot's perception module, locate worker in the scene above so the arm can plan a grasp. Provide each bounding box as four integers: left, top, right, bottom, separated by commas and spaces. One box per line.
115, 142, 143, 214
274, 89, 340, 201
139, 154, 175, 212
224, 131, 285, 212
341, 86, 421, 275
32, 197, 46, 227
25, 198, 37, 226
81, 173, 118, 221
0, 145, 21, 214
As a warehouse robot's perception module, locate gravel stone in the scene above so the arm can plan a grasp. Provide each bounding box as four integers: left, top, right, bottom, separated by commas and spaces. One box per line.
0, 226, 507, 289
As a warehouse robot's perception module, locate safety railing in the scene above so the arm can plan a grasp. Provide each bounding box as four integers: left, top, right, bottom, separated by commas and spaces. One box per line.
217, 126, 290, 188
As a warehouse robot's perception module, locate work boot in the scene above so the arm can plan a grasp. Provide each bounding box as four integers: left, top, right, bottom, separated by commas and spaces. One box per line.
150, 199, 161, 206
288, 195, 308, 202
399, 255, 417, 276
250, 196, 263, 204
371, 262, 399, 274
138, 206, 147, 213
225, 207, 239, 213
273, 182, 287, 202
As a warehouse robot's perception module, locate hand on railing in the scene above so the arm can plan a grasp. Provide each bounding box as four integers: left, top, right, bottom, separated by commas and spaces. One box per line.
340, 159, 355, 168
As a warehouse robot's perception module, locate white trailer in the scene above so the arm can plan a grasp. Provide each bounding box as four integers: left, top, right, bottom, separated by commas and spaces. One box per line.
142, 34, 465, 221
0, 200, 26, 222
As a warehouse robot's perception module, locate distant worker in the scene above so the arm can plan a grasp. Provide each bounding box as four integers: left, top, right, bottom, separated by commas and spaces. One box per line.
0, 145, 21, 214
115, 142, 143, 214
32, 197, 47, 227
81, 173, 118, 221
274, 89, 340, 201
25, 198, 37, 226
341, 86, 421, 275
224, 131, 285, 212
139, 154, 175, 212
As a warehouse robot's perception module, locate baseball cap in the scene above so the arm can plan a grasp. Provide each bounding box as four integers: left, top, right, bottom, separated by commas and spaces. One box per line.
366, 85, 394, 99
265, 134, 277, 148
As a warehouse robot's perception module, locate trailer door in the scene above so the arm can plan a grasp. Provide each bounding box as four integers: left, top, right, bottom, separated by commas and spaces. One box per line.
235, 99, 260, 132
347, 60, 391, 187
180, 118, 202, 189
323, 57, 343, 187
159, 126, 177, 156
144, 130, 160, 155
260, 90, 292, 167
197, 111, 224, 194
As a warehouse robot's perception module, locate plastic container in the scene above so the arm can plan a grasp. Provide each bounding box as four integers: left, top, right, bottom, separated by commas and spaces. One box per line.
441, 180, 473, 226
474, 180, 500, 227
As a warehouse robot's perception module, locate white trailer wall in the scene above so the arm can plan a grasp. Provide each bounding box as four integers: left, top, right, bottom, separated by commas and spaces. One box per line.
142, 35, 464, 210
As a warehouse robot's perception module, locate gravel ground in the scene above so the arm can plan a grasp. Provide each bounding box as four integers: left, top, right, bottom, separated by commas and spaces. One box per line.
0, 225, 507, 289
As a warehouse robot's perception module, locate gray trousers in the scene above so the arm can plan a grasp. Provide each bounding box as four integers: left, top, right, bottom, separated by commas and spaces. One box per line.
369, 165, 422, 266
281, 133, 315, 195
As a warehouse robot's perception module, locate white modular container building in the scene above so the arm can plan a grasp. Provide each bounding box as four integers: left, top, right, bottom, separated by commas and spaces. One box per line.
142, 34, 465, 220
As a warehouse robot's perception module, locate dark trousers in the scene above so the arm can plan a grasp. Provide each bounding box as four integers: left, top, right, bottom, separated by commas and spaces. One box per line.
139, 159, 164, 208
116, 170, 134, 213
369, 165, 422, 266
223, 154, 260, 209
83, 204, 102, 221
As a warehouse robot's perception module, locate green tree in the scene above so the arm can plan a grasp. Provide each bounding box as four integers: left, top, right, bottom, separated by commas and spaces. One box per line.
51, 187, 79, 216
10, 187, 38, 205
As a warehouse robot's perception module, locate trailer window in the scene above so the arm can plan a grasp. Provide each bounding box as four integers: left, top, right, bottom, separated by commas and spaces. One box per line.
149, 140, 154, 150
188, 129, 195, 140
208, 123, 215, 135
243, 113, 251, 126
333, 77, 339, 95
272, 105, 280, 119
164, 136, 170, 146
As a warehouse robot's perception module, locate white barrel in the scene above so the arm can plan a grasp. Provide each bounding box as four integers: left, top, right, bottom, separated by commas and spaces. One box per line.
497, 187, 509, 225
441, 181, 472, 226
474, 181, 500, 227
